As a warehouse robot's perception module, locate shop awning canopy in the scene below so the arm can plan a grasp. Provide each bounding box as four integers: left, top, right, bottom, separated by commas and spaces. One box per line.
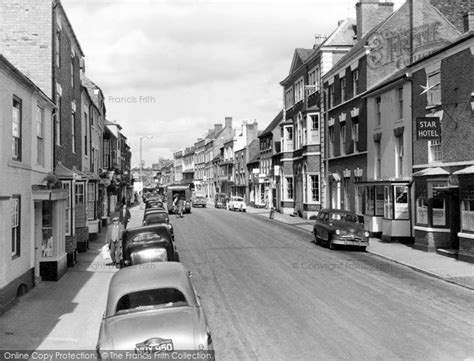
412, 167, 449, 177
453, 165, 474, 175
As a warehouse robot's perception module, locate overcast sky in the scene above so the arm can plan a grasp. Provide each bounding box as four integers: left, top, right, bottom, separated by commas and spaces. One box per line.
62, 0, 404, 168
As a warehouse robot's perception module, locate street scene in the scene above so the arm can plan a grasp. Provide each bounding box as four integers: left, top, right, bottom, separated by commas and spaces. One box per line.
1, 0, 474, 360
0, 202, 473, 360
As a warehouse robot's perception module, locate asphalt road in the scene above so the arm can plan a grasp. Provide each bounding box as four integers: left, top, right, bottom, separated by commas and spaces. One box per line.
0, 203, 472, 361
172, 206, 474, 361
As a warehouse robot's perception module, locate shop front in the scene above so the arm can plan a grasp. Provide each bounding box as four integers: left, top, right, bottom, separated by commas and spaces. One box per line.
32, 187, 68, 281
454, 166, 474, 263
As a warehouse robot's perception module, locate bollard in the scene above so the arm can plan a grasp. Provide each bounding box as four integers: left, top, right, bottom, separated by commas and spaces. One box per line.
269, 207, 275, 220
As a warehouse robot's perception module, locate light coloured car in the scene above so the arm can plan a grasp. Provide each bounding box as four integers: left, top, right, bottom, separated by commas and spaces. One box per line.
96, 262, 213, 357
227, 196, 247, 212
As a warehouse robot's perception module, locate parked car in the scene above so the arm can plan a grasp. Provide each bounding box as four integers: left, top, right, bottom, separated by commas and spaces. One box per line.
192, 194, 207, 208
312, 209, 369, 251
145, 200, 164, 210
214, 193, 227, 209
96, 262, 213, 357
121, 224, 179, 267
227, 196, 246, 212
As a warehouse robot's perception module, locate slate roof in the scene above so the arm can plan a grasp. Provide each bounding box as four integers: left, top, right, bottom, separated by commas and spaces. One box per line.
259, 110, 283, 138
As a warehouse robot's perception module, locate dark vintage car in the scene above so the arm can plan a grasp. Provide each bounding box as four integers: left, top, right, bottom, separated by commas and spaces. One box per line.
145, 200, 164, 210
142, 209, 174, 238
96, 262, 213, 357
121, 224, 179, 267
312, 209, 369, 251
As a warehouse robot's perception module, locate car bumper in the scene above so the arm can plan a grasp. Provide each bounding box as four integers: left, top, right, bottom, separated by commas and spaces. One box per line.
332, 237, 369, 247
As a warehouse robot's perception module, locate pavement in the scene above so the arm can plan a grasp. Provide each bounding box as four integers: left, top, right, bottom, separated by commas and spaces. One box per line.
243, 205, 474, 291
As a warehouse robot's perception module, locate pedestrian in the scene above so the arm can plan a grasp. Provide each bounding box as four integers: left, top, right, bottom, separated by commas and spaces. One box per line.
119, 202, 131, 228
105, 216, 124, 266
269, 206, 275, 220
177, 195, 185, 218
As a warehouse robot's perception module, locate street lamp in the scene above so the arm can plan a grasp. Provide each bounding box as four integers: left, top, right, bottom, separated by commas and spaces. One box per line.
139, 135, 153, 187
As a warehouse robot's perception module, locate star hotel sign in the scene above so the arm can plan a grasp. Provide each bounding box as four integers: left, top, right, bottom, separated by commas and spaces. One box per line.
416, 117, 441, 140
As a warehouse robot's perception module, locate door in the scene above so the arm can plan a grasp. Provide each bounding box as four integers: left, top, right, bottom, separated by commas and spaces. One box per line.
34, 202, 42, 279
449, 190, 460, 249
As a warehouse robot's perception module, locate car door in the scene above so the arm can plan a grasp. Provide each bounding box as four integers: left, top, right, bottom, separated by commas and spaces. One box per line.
315, 211, 327, 240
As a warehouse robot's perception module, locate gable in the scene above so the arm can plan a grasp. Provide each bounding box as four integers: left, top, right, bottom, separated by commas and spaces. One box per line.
289, 49, 313, 75
365, 0, 460, 88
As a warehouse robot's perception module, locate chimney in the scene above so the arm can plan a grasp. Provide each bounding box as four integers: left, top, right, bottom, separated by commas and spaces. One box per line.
225, 117, 232, 129
463, 12, 474, 33
246, 121, 258, 145
214, 124, 223, 133
356, 0, 394, 39
313, 34, 326, 49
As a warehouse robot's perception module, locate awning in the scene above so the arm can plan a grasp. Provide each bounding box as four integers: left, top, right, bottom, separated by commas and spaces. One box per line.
453, 165, 474, 175
412, 167, 449, 177
330, 173, 341, 182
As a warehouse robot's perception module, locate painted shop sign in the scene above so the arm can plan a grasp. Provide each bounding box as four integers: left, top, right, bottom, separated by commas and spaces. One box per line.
416, 117, 441, 139
367, 22, 448, 69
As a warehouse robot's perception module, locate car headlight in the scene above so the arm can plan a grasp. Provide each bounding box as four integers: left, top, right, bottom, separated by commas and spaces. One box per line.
335, 229, 340, 235
364, 231, 370, 238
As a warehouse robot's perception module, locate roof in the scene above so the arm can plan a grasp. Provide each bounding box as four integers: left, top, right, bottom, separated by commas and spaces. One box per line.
0, 55, 55, 107
322, 18, 357, 47
287, 48, 314, 76
106, 262, 196, 317
55, 0, 85, 57
81, 75, 103, 110
412, 167, 450, 177
260, 110, 283, 138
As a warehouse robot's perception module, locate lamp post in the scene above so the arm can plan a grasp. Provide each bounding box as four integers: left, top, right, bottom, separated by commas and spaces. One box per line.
139, 135, 153, 188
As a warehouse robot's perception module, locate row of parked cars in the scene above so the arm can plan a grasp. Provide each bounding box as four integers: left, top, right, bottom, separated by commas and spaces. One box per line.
96, 195, 213, 358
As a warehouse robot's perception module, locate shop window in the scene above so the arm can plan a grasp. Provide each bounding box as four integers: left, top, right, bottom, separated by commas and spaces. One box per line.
461, 198, 474, 232
75, 183, 85, 204
87, 183, 96, 220
355, 186, 364, 215
365, 187, 375, 215
430, 183, 445, 226
375, 186, 384, 216
42, 201, 54, 257
384, 186, 393, 219
416, 194, 428, 225
394, 186, 409, 220
62, 181, 72, 236
366, 186, 384, 216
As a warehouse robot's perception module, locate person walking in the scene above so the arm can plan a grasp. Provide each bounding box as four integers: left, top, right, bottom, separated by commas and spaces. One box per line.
105, 216, 124, 266
119, 203, 131, 228
177, 195, 185, 218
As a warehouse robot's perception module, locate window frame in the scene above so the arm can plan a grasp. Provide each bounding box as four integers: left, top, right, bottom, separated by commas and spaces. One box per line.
375, 96, 381, 127
36, 105, 45, 166
340, 77, 346, 103
352, 69, 359, 96
12, 96, 22, 161
11, 195, 21, 257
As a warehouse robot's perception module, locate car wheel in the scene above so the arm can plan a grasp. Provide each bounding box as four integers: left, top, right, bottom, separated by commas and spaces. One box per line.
359, 246, 367, 252
314, 231, 320, 245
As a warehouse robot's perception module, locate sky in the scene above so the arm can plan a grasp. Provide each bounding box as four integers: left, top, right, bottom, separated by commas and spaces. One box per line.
62, 0, 404, 168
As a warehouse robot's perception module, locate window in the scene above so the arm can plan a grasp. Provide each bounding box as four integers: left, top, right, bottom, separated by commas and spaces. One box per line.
328, 126, 335, 158
285, 87, 294, 109
430, 183, 445, 226
329, 84, 335, 108
12, 97, 22, 161
343, 178, 350, 211
396, 135, 404, 177
340, 77, 346, 102
394, 186, 409, 220
375, 96, 381, 126
427, 72, 441, 106
286, 177, 293, 200
352, 120, 359, 153
365, 186, 375, 215
310, 174, 320, 202
340, 124, 346, 155
62, 182, 72, 235
71, 111, 76, 153
461, 197, 474, 232
352, 69, 359, 96
55, 29, 61, 68
308, 114, 320, 144
397, 87, 403, 119
365, 186, 384, 216
104, 139, 110, 169
428, 140, 442, 163
84, 112, 88, 156
87, 183, 96, 220
416, 194, 428, 225
56, 95, 61, 146
11, 195, 21, 257
384, 186, 393, 219
42, 201, 54, 257
295, 78, 304, 103
375, 140, 381, 179
71, 58, 74, 88
36, 106, 45, 166
75, 182, 85, 204
308, 67, 320, 94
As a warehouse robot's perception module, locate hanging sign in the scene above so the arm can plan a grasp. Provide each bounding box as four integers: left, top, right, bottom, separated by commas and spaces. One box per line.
416, 117, 441, 139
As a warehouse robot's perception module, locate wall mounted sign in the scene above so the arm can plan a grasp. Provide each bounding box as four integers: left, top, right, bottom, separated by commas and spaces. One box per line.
416, 117, 440, 139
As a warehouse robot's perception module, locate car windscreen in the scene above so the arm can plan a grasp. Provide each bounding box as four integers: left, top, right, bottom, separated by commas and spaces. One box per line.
144, 214, 169, 224
330, 213, 359, 223
233, 197, 244, 202
130, 232, 164, 243
115, 288, 188, 315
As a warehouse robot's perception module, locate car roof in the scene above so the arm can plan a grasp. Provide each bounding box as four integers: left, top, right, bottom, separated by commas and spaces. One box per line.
319, 208, 358, 215
124, 224, 171, 237
106, 262, 197, 317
